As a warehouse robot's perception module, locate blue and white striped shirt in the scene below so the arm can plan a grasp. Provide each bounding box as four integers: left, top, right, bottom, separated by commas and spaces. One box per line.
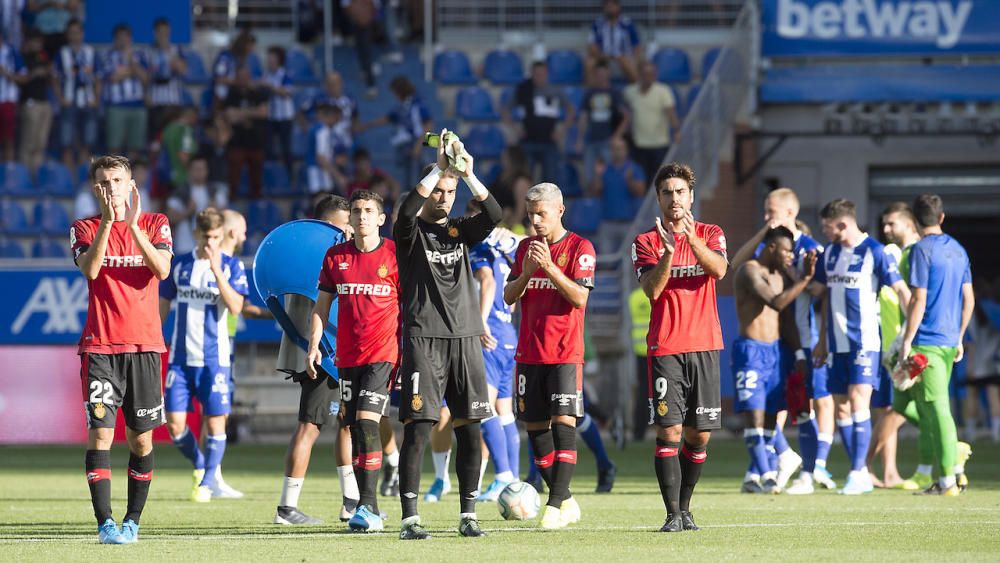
213, 49, 236, 100
147, 44, 186, 106
57, 44, 98, 108
0, 42, 23, 103
589, 16, 640, 57
815, 235, 902, 353
103, 48, 147, 106
388, 95, 429, 146
266, 67, 295, 121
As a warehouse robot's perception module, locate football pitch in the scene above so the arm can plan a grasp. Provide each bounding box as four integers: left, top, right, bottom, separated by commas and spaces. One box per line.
2, 437, 999, 561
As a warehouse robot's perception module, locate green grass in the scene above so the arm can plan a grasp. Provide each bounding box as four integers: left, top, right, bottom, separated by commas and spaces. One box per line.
2, 437, 999, 561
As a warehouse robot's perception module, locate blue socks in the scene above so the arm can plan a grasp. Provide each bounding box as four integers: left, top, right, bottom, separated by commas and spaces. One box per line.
798, 417, 818, 473
201, 434, 227, 488
578, 414, 613, 471
500, 413, 521, 480
816, 432, 833, 469
851, 410, 872, 472
481, 416, 512, 478
773, 428, 790, 456
172, 427, 205, 470
837, 417, 854, 462
744, 428, 772, 477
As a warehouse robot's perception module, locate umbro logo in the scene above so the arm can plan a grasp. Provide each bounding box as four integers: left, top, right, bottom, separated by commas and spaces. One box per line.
338, 262, 350, 270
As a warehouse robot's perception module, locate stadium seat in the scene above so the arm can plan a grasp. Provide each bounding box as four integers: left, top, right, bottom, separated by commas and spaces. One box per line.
433, 50, 477, 85
559, 162, 583, 198
0, 199, 34, 235
263, 161, 294, 196
564, 123, 582, 158
563, 86, 585, 116
246, 200, 284, 235
34, 200, 71, 235
653, 47, 691, 84
0, 237, 24, 258
702, 47, 722, 78
685, 84, 702, 118
668, 84, 684, 117
546, 50, 584, 85
32, 238, 68, 258
287, 48, 318, 84
1, 162, 33, 196
36, 162, 74, 197
565, 198, 602, 235
455, 87, 499, 121
499, 87, 524, 121
242, 232, 264, 257
463, 124, 506, 159
183, 50, 209, 84
199, 87, 214, 119
480, 161, 502, 187
180, 89, 195, 106
76, 163, 89, 185
483, 49, 525, 85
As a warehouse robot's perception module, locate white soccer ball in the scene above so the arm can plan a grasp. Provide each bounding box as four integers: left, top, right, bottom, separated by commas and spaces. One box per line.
497, 481, 541, 520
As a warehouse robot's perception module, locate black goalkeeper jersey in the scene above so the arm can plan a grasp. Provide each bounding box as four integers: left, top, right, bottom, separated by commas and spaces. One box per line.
393, 189, 503, 338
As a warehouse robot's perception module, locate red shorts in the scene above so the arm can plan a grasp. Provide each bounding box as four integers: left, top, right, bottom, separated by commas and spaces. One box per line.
0, 102, 16, 142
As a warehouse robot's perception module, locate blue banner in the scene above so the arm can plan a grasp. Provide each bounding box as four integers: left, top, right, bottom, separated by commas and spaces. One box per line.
84, 0, 192, 44
762, 0, 1000, 57
0, 266, 281, 345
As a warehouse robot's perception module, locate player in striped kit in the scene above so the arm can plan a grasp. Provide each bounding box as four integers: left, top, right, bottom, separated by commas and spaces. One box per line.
147, 17, 188, 137
159, 208, 249, 503
811, 199, 910, 495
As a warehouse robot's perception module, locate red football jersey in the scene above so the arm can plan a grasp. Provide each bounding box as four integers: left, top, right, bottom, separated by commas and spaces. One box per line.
631, 221, 726, 356
71, 213, 173, 354
509, 232, 596, 364
318, 238, 400, 368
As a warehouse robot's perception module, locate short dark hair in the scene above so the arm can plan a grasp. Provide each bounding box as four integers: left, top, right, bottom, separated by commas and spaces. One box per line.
313, 194, 349, 219
195, 207, 225, 233
349, 189, 385, 213
532, 61, 547, 71
653, 162, 696, 191
881, 201, 917, 226
267, 45, 286, 65
820, 198, 856, 220
66, 18, 82, 31
153, 17, 170, 29
912, 193, 944, 228
112, 22, 131, 36
352, 148, 371, 162
89, 155, 132, 182
389, 76, 415, 99
763, 226, 794, 247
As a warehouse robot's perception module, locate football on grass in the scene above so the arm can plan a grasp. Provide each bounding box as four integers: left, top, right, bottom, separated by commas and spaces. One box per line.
497, 481, 541, 520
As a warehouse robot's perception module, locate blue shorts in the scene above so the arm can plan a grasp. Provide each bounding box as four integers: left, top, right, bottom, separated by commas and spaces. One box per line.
165, 364, 232, 416
484, 344, 516, 399
809, 357, 830, 400
871, 365, 894, 408
732, 337, 780, 413
768, 345, 795, 413
828, 350, 881, 395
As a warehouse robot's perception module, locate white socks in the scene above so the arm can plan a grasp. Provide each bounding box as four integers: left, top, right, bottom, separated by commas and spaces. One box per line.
916, 464, 933, 475
280, 476, 304, 508
432, 450, 451, 482
385, 450, 400, 468
338, 465, 359, 501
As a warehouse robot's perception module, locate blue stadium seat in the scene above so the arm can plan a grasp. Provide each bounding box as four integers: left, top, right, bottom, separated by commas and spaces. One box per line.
1, 200, 34, 235
499, 87, 524, 121
246, 200, 284, 235
668, 84, 684, 116
565, 198, 602, 235
684, 84, 702, 118
563, 86, 585, 116
1, 162, 33, 196
183, 50, 209, 84
433, 50, 477, 85
455, 87, 498, 121
263, 161, 294, 196
294, 87, 319, 114
463, 124, 505, 159
564, 123, 582, 158
76, 163, 89, 185
559, 162, 583, 198
287, 48, 318, 84
480, 161, 502, 187
701, 47, 722, 78
0, 237, 24, 258
546, 50, 583, 85
36, 162, 74, 197
483, 49, 524, 85
199, 87, 214, 119
34, 200, 71, 235
32, 238, 68, 258
180, 89, 195, 106
653, 47, 691, 84
242, 232, 264, 257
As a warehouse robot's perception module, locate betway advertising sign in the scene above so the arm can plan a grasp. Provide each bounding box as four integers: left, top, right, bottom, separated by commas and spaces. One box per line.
762, 0, 1000, 56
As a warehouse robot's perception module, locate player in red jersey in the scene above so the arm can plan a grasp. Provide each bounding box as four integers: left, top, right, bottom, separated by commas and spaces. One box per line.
630, 162, 728, 533
504, 182, 596, 529
70, 155, 173, 544
307, 190, 400, 533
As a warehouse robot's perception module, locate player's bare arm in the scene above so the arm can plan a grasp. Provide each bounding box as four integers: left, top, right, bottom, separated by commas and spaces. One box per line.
205, 244, 245, 315
892, 280, 910, 312
241, 302, 274, 320
639, 218, 675, 301
812, 292, 829, 368
956, 282, 975, 362
158, 297, 171, 326
530, 238, 589, 309
728, 223, 771, 274
677, 211, 727, 279
900, 287, 927, 361
747, 252, 815, 312
475, 266, 498, 351
124, 189, 171, 280
304, 289, 335, 380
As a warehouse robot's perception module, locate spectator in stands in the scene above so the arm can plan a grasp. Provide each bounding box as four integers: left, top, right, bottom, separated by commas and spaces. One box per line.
53, 18, 98, 172
166, 155, 228, 255
503, 60, 573, 185
342, 0, 378, 99
161, 105, 198, 190
0, 26, 24, 163
361, 75, 430, 190
305, 102, 348, 194
264, 45, 295, 175
213, 29, 256, 105
223, 65, 269, 199
1, 0, 23, 49
103, 23, 149, 159
147, 17, 188, 138
588, 136, 645, 251
16, 28, 53, 172
29, 0, 76, 58
199, 115, 232, 194
623, 60, 679, 181
577, 60, 630, 185
298, 71, 358, 153
586, 0, 641, 84
490, 145, 532, 232
346, 147, 399, 202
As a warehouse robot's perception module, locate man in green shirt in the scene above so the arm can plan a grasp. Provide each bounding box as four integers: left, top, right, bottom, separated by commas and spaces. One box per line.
161, 106, 198, 189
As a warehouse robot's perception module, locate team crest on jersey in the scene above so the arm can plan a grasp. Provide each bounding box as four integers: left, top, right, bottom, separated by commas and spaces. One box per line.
93, 402, 106, 420
411, 394, 423, 411
657, 401, 668, 417
518, 398, 526, 413
377, 264, 388, 278
557, 253, 568, 268
448, 226, 459, 238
